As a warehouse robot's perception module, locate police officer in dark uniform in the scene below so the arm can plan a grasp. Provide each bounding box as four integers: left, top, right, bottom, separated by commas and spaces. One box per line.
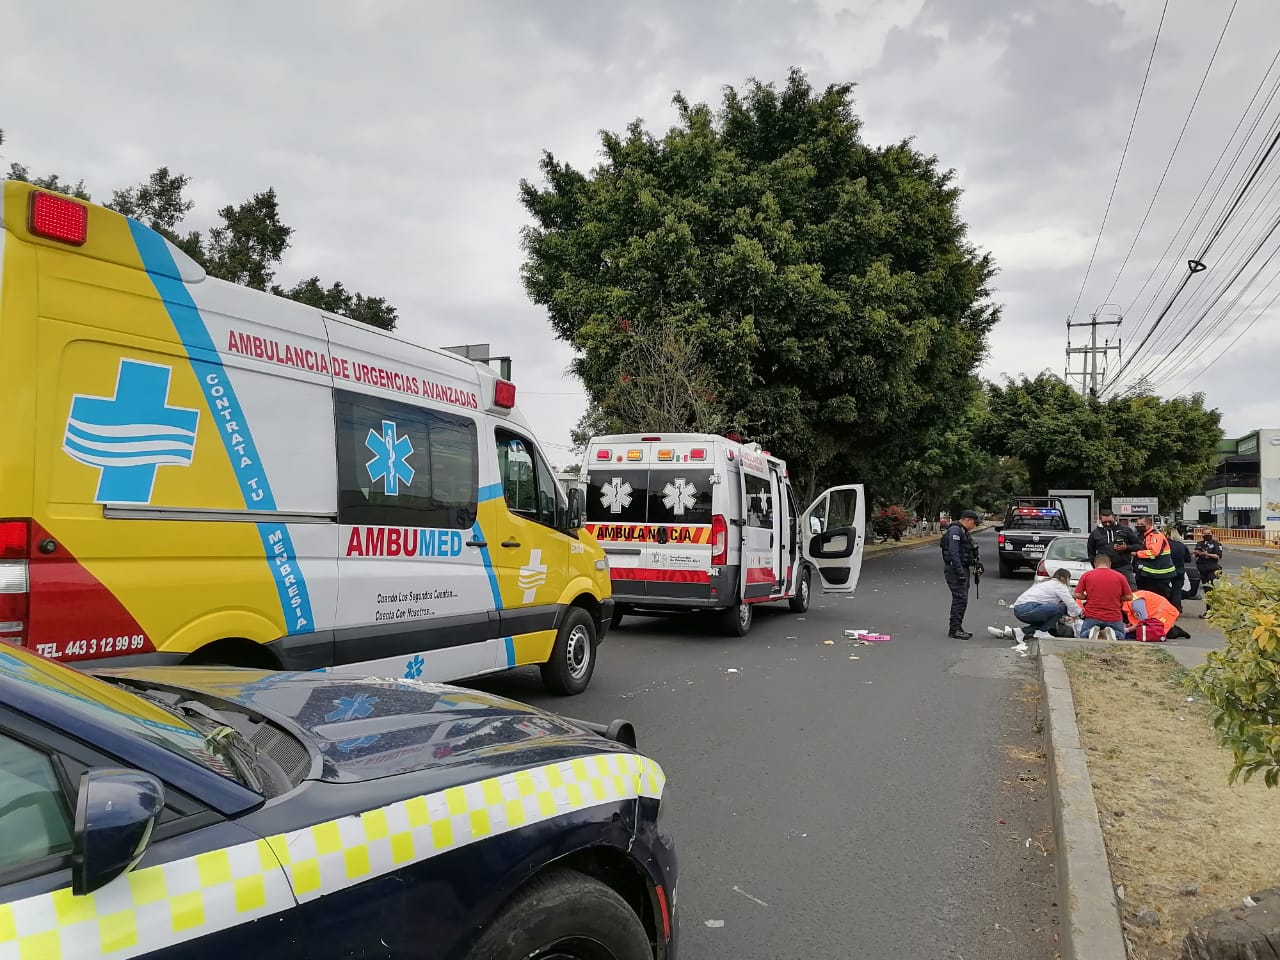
942, 509, 982, 639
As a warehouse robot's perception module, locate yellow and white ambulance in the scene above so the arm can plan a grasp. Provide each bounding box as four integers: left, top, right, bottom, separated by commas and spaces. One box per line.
0, 181, 612, 694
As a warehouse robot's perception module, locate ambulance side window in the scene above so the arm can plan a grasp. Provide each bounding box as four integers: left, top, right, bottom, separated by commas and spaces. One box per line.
335, 390, 479, 529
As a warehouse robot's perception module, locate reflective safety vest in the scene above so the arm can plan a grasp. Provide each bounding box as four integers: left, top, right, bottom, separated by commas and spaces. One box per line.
1135, 530, 1175, 577
1125, 590, 1179, 629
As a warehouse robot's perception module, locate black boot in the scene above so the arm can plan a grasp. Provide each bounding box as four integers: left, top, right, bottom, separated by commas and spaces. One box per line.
948, 627, 973, 640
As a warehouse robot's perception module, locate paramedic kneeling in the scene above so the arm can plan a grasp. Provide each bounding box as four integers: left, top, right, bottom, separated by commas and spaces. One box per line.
1074, 553, 1134, 641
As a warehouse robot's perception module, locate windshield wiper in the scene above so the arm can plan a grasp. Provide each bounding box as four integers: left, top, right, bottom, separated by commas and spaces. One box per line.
123, 689, 265, 792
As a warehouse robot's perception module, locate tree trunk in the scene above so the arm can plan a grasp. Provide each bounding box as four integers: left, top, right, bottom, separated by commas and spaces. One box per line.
1181, 887, 1280, 959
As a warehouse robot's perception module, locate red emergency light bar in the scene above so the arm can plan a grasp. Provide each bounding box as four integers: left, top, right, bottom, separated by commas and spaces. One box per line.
29, 191, 88, 245
493, 380, 516, 410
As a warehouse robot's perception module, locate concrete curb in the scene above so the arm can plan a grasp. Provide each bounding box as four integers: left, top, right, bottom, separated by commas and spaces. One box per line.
863, 538, 934, 559
1040, 652, 1129, 960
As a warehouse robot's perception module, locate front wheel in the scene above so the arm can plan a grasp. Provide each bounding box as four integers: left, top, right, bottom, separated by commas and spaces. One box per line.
789, 565, 812, 613
721, 599, 753, 636
464, 868, 651, 960
541, 607, 597, 695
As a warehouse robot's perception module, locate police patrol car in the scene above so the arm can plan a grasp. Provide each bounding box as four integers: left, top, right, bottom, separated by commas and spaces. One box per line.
582, 434, 865, 635
0, 181, 612, 694
0, 641, 676, 959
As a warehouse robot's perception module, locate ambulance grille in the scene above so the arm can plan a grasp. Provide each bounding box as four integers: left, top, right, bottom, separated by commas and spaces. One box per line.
250, 723, 311, 791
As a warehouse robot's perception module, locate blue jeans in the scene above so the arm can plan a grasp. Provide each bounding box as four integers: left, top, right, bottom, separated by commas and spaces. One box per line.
1078, 617, 1125, 637
1012, 601, 1066, 638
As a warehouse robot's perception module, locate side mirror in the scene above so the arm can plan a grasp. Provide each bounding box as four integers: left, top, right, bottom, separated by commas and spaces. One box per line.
72, 769, 165, 895
566, 487, 584, 530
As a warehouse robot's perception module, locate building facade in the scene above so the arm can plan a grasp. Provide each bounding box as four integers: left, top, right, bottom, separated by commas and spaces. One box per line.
1184, 429, 1280, 537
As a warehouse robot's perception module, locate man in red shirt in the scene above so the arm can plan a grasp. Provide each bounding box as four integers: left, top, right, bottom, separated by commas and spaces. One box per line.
1073, 553, 1134, 641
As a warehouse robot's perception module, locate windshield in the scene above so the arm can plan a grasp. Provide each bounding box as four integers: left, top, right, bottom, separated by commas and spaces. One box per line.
0, 647, 239, 781
1047, 538, 1090, 561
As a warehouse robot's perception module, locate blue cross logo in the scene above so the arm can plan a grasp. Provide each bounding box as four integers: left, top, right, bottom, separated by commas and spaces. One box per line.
324, 693, 380, 723
365, 419, 415, 495
63, 360, 200, 505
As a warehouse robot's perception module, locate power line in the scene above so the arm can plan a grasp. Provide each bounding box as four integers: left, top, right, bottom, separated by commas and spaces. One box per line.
1120, 47, 1280, 342
1168, 278, 1280, 393
1103, 120, 1280, 392
1099, 0, 1239, 306
1067, 0, 1169, 321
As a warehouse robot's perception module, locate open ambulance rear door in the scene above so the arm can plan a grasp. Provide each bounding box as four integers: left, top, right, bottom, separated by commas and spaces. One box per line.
800, 485, 866, 594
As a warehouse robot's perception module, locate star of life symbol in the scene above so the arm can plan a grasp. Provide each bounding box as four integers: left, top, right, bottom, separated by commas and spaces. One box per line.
519, 548, 548, 603
63, 359, 200, 505
324, 693, 380, 723
662, 477, 698, 516
600, 477, 633, 514
365, 419, 415, 495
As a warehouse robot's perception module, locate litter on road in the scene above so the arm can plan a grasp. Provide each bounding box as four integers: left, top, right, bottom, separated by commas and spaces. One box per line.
704, 920, 725, 928
732, 885, 770, 908
726, 668, 740, 674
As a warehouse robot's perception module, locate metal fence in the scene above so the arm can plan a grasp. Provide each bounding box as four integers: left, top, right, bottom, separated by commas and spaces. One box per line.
1211, 526, 1280, 548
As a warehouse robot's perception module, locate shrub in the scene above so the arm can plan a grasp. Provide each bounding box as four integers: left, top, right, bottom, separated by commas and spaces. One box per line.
873, 504, 913, 542
1187, 562, 1280, 787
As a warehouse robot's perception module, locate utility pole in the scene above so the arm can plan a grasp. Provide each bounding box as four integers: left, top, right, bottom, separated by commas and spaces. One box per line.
1065, 305, 1123, 397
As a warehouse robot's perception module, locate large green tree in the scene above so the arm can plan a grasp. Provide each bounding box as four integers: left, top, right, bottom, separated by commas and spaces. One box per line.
982, 373, 1222, 506
520, 69, 999, 496
1, 130, 397, 330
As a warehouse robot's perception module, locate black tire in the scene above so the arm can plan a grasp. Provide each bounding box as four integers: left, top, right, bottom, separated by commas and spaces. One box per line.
789, 565, 812, 613
721, 599, 753, 636
610, 606, 625, 631
464, 868, 651, 960
998, 559, 1015, 578
541, 607, 598, 696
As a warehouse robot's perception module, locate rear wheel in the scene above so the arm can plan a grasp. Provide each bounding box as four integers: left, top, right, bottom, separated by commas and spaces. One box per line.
463, 868, 651, 960
789, 565, 812, 613
541, 607, 597, 696
721, 599, 753, 636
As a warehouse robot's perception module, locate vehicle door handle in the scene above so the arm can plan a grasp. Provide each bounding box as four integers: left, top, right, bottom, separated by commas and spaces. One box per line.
466, 538, 487, 548
501, 539, 522, 549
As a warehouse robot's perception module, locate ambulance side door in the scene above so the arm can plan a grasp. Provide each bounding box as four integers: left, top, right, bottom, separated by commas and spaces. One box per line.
491, 430, 570, 653
800, 484, 866, 594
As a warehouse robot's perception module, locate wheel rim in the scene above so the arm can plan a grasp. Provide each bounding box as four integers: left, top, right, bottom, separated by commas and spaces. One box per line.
531, 937, 619, 960
800, 572, 810, 606
566, 624, 592, 681
738, 603, 750, 628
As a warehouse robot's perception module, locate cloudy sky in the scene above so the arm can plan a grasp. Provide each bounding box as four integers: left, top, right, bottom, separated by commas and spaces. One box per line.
6, 0, 1278, 460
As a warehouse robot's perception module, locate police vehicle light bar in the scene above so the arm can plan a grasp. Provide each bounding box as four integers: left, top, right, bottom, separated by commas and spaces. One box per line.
493, 380, 516, 409
29, 191, 88, 245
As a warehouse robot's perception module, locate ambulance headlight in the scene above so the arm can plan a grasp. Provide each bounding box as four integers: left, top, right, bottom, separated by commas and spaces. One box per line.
595, 558, 609, 571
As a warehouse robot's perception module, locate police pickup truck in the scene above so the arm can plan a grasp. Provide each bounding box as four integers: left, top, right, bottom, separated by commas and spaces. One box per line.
994, 497, 1075, 577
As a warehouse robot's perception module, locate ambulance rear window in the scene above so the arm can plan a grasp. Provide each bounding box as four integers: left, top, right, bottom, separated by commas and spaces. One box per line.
586, 469, 648, 524
647, 469, 713, 524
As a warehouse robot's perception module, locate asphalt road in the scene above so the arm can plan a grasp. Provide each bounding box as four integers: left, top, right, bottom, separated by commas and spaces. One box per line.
470, 530, 1063, 959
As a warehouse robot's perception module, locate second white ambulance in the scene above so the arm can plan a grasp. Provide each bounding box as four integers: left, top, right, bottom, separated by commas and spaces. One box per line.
582, 433, 865, 634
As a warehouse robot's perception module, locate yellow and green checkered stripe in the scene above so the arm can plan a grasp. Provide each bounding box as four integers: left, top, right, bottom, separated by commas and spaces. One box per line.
0, 751, 665, 959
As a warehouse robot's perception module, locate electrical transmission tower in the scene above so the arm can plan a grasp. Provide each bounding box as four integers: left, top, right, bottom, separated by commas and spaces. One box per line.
1065, 306, 1123, 397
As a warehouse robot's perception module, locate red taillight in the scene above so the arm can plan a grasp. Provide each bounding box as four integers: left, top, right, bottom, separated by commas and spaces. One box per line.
654, 884, 672, 943
641, 436, 661, 442
997, 534, 1005, 545
690, 448, 706, 461
1036, 560, 1048, 577
595, 449, 611, 461
29, 191, 88, 245
0, 520, 31, 645
493, 380, 516, 409
0, 520, 29, 560
711, 514, 728, 566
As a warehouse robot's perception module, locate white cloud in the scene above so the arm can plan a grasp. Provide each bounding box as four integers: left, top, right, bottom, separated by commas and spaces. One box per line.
4, 0, 1278, 462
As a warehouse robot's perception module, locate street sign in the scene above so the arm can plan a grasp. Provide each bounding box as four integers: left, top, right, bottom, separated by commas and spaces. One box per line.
1111, 496, 1158, 517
